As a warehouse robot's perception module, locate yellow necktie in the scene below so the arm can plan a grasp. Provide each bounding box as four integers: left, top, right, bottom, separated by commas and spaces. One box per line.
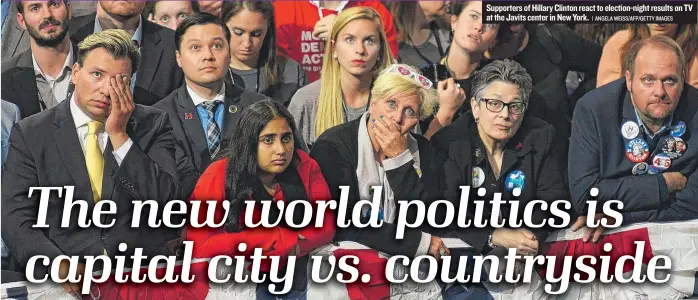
86, 121, 104, 203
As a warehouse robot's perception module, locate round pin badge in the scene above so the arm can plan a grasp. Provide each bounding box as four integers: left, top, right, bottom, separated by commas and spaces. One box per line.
625, 138, 650, 163
621, 121, 640, 139
670, 121, 686, 137
648, 166, 660, 175
652, 153, 672, 170
505, 170, 525, 192
662, 137, 686, 159
472, 167, 485, 188
229, 105, 239, 114
632, 162, 649, 175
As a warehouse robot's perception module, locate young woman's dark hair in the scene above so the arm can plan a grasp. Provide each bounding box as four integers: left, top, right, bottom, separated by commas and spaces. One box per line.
449, 0, 512, 44
223, 100, 303, 232
221, 1, 286, 87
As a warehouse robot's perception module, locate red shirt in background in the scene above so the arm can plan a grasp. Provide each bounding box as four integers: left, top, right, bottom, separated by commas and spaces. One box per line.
274, 0, 399, 82
187, 150, 336, 272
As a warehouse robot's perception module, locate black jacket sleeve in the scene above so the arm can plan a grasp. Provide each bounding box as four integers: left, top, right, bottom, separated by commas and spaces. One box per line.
310, 134, 425, 258
530, 125, 570, 241
429, 135, 494, 253
554, 24, 603, 76
1, 125, 64, 275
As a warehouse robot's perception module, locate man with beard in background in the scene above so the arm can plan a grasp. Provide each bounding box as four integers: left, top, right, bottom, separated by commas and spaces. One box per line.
1, 0, 77, 118
68, 0, 183, 106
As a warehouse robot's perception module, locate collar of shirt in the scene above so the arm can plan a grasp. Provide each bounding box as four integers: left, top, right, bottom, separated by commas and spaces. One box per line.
94, 15, 143, 47
69, 93, 96, 130
186, 84, 226, 107
32, 43, 74, 79
308, 0, 349, 18
634, 108, 673, 139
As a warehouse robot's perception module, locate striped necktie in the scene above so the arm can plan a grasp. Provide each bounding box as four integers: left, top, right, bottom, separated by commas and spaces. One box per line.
199, 101, 222, 159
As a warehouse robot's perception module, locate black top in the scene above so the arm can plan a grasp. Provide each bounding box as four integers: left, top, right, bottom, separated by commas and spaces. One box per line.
429, 112, 570, 253
309, 116, 435, 258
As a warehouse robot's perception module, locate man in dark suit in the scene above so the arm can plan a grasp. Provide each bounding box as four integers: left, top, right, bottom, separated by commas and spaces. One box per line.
569, 35, 698, 242
154, 13, 268, 199
1, 29, 180, 292
68, 0, 183, 106
2, 0, 77, 119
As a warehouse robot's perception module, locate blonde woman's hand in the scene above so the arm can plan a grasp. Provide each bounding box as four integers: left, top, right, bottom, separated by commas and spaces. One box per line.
313, 14, 337, 40
371, 115, 408, 159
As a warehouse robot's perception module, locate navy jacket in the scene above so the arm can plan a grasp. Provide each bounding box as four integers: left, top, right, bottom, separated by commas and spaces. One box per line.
569, 78, 698, 224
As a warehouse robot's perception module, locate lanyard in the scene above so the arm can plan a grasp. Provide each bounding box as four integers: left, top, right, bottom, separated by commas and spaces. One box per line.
228, 67, 262, 93
407, 22, 446, 66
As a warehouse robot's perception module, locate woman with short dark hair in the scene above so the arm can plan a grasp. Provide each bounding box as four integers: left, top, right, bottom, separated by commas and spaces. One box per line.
431, 59, 568, 256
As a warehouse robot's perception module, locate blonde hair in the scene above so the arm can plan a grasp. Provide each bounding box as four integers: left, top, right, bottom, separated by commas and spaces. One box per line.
77, 29, 141, 75
315, 6, 395, 138
372, 64, 438, 120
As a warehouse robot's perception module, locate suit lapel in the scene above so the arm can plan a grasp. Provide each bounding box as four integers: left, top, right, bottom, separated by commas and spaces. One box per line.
11, 68, 41, 118
72, 23, 94, 45
53, 101, 95, 204
101, 142, 117, 202
137, 22, 163, 92
175, 86, 210, 169
500, 127, 532, 178
221, 82, 243, 138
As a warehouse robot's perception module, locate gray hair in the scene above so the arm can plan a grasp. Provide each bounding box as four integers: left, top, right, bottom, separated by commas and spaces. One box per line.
471, 59, 533, 104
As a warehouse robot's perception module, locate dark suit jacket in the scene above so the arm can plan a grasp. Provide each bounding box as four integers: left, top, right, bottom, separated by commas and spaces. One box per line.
569, 78, 698, 224
153, 82, 269, 199
68, 14, 183, 106
430, 112, 569, 253
309, 117, 434, 258
1, 100, 181, 277
1, 45, 77, 118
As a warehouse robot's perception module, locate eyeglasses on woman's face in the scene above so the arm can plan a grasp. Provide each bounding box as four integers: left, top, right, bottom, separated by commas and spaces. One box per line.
478, 98, 527, 115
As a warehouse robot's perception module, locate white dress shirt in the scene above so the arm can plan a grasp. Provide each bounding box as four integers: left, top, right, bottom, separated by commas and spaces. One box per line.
32, 43, 74, 108
69, 95, 133, 165
186, 84, 226, 107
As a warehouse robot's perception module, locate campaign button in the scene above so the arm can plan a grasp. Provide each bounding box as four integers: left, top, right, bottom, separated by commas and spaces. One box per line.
662, 137, 686, 159
652, 153, 672, 170
671, 121, 686, 137
505, 170, 525, 192
625, 138, 649, 163
472, 167, 485, 188
648, 166, 660, 175
621, 121, 640, 139
632, 162, 649, 175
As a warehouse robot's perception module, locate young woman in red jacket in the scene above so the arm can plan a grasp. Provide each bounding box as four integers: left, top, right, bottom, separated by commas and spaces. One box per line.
187, 100, 336, 281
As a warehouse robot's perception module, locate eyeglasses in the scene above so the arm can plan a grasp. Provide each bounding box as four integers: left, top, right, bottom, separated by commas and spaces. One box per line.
386, 64, 434, 90
479, 98, 527, 115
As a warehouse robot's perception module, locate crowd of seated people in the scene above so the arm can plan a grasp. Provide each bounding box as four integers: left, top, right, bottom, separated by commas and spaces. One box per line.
1, 0, 697, 297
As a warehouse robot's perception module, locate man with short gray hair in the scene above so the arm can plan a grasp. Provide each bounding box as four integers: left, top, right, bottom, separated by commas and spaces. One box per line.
569, 35, 698, 242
